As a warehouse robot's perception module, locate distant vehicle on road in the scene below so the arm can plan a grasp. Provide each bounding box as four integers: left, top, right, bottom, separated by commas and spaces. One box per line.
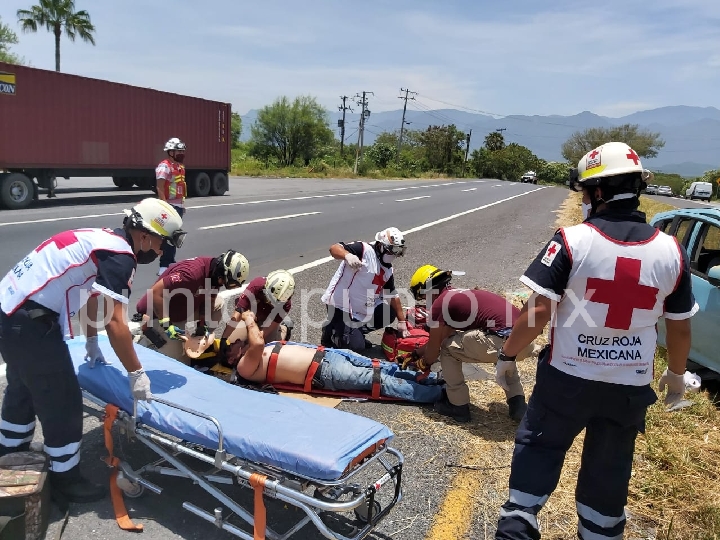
657, 185, 673, 196
0, 61, 232, 210
685, 181, 713, 202
651, 208, 720, 376
645, 184, 659, 195
520, 171, 538, 184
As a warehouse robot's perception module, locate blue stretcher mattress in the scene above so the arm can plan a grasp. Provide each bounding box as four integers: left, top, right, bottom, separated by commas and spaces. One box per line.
67, 335, 394, 481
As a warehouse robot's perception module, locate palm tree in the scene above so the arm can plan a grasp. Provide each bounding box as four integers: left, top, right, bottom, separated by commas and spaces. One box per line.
17, 0, 95, 72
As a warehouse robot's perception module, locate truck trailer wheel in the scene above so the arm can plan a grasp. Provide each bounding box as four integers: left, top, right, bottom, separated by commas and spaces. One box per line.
210, 172, 228, 196
190, 172, 211, 197
113, 177, 134, 190
0, 173, 34, 210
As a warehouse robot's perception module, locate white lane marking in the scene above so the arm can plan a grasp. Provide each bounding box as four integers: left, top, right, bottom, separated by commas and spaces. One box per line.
287, 187, 545, 274
198, 211, 321, 230
0, 181, 487, 226
396, 196, 431, 202
461, 188, 477, 192
0, 212, 124, 227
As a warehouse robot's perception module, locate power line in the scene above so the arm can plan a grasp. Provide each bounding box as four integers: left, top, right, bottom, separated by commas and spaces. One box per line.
397, 88, 417, 165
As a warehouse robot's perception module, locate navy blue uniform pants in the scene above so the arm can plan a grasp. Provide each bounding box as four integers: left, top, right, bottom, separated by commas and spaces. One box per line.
0, 307, 84, 476
159, 204, 185, 268
321, 302, 397, 352
495, 350, 657, 540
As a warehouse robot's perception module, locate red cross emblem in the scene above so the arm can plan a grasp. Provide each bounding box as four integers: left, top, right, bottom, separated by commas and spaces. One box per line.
372, 272, 386, 294
160, 213, 168, 220
626, 149, 640, 165
585, 257, 659, 330
589, 150, 600, 159
547, 244, 557, 256
37, 231, 79, 252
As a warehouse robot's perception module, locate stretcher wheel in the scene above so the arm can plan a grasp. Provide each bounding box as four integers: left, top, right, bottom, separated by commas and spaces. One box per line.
116, 471, 145, 498
354, 500, 381, 523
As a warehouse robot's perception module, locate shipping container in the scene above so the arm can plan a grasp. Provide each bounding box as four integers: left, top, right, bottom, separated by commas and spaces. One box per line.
0, 62, 231, 209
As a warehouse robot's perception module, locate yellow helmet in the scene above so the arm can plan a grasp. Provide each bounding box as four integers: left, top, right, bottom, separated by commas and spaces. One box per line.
409, 265, 452, 301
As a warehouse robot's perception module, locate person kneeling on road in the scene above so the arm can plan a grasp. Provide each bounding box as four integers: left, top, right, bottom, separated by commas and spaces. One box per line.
226, 311, 444, 403
134, 250, 249, 362
321, 227, 410, 352
0, 198, 184, 505
409, 265, 534, 423
216, 270, 295, 361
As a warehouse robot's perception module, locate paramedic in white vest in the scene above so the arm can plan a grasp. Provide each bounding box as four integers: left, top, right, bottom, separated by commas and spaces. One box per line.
0, 198, 185, 506
494, 142, 697, 540
156, 137, 187, 275
321, 228, 410, 352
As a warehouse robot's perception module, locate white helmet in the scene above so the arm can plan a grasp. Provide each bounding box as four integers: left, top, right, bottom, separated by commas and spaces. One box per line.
164, 137, 187, 152
219, 250, 249, 287
375, 227, 406, 256
264, 270, 295, 303
123, 198, 186, 247
572, 142, 648, 191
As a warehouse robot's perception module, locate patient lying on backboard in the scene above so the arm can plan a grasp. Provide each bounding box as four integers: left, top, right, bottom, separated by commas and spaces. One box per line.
228, 311, 444, 403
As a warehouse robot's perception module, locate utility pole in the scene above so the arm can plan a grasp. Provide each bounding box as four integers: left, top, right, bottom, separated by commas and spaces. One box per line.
462, 129, 472, 177
353, 91, 373, 174
496, 127, 507, 135
397, 88, 417, 165
338, 96, 353, 156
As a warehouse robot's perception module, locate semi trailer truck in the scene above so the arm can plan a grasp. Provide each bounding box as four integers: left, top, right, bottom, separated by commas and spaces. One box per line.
0, 62, 231, 210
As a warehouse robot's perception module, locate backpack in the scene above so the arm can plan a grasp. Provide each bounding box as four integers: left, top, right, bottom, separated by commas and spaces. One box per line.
381, 321, 430, 362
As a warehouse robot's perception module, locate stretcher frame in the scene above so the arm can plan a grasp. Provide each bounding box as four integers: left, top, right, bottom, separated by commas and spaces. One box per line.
81, 389, 404, 540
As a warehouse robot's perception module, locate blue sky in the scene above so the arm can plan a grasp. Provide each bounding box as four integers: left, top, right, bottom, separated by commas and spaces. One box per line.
2, 0, 719, 118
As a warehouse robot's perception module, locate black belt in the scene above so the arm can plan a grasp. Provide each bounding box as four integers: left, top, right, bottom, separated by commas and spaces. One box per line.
21, 300, 59, 321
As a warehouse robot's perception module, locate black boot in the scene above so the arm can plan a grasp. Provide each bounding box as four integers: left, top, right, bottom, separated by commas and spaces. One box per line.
0, 443, 30, 458
433, 396, 471, 423
507, 395, 527, 422
50, 469, 107, 506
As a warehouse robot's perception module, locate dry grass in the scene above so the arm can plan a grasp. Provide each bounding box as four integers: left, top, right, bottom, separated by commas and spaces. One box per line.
420, 191, 720, 540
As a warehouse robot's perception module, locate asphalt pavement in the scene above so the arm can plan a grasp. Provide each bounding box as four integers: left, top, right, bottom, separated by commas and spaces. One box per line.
0, 177, 580, 539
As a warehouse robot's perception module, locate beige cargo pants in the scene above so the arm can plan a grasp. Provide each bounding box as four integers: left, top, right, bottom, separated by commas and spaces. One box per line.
440, 329, 534, 406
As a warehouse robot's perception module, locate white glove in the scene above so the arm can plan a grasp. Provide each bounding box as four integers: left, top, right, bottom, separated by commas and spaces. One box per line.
658, 368, 685, 408
344, 253, 363, 269
128, 369, 153, 401
84, 336, 111, 368
495, 360, 517, 392
397, 321, 410, 338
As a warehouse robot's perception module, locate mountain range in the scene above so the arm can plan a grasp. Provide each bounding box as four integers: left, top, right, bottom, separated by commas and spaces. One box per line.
239, 105, 720, 177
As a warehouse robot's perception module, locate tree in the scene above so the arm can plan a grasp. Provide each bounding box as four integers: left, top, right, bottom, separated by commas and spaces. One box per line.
484, 131, 506, 152
470, 142, 539, 180
418, 124, 466, 174
0, 16, 24, 64
366, 141, 396, 169
249, 95, 334, 167
538, 160, 571, 185
230, 111, 242, 149
561, 124, 665, 164
17, 0, 95, 72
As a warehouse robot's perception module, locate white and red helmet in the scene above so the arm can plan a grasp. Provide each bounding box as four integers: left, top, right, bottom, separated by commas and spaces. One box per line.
571, 142, 652, 191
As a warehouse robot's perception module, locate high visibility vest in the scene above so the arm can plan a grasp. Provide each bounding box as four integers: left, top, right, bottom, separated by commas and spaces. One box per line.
548, 223, 683, 385
0, 228, 135, 338
322, 242, 394, 321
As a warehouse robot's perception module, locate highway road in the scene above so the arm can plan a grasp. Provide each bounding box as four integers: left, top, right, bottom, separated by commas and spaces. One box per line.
0, 177, 710, 539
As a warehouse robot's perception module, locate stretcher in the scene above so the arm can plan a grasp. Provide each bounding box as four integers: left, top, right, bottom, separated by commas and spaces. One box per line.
67, 334, 403, 540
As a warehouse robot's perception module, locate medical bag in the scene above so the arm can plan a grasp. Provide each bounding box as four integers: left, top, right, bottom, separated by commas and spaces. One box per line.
381, 322, 429, 362
0, 451, 51, 540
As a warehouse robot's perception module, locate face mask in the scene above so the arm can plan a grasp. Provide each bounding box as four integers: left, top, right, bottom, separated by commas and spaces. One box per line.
581, 203, 592, 220
174, 153, 185, 163
382, 253, 397, 264
136, 237, 159, 264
